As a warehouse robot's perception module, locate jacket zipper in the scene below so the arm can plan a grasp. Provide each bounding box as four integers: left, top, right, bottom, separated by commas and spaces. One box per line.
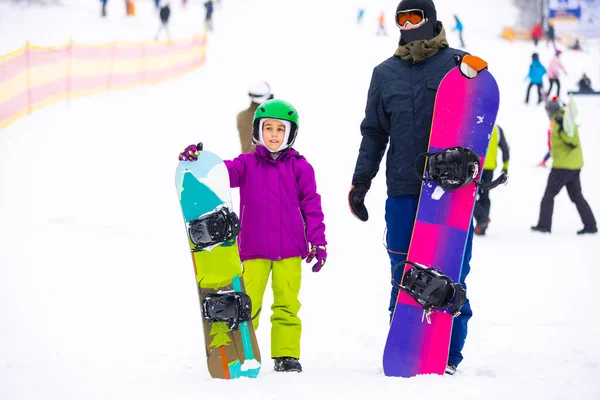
298, 207, 308, 248
239, 206, 245, 251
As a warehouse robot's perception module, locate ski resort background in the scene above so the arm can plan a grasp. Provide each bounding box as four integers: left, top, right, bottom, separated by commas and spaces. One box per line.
1, 0, 599, 399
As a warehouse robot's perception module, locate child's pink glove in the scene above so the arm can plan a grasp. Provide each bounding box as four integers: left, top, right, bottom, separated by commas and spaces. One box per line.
306, 245, 327, 273
179, 143, 202, 161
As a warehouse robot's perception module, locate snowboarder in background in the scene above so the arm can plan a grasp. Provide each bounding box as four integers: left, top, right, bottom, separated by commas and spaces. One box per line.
531, 22, 543, 46
376, 11, 388, 35
237, 82, 274, 153
525, 53, 546, 104
547, 50, 567, 98
155, 0, 171, 41
474, 125, 509, 236
569, 38, 582, 51
453, 14, 465, 48
101, 0, 108, 17
204, 0, 214, 31
568, 73, 600, 95
179, 99, 328, 373
348, 0, 478, 376
546, 21, 557, 51
531, 98, 597, 234
357, 8, 365, 24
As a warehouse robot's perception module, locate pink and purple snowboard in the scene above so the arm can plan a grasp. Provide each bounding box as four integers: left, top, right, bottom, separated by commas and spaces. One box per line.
382, 67, 500, 377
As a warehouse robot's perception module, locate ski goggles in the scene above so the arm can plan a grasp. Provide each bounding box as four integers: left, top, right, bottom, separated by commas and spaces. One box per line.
396, 9, 426, 28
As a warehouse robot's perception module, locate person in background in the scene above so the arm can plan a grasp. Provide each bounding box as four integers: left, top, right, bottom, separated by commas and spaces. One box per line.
101, 0, 108, 17
155, 0, 171, 41
205, 0, 214, 31
237, 82, 274, 153
525, 53, 546, 104
567, 73, 600, 95
546, 21, 557, 51
569, 38, 582, 51
546, 50, 567, 98
376, 11, 388, 36
453, 14, 465, 48
531, 98, 597, 235
357, 8, 365, 24
531, 22, 543, 46
474, 125, 509, 236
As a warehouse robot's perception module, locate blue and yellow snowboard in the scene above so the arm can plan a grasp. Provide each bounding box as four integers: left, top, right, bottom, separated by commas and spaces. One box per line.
175, 148, 261, 379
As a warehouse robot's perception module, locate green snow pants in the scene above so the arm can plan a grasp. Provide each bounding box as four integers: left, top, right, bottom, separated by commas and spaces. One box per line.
243, 257, 302, 359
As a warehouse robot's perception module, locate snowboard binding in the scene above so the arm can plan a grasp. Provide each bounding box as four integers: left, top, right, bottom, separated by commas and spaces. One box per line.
392, 261, 466, 322
202, 292, 252, 330
188, 206, 240, 252
416, 146, 507, 190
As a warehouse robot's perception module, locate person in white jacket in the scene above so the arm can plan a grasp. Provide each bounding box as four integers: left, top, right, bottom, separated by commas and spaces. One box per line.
547, 50, 567, 98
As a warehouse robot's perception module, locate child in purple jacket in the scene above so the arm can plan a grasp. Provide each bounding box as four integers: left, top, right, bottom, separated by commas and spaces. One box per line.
179, 99, 327, 373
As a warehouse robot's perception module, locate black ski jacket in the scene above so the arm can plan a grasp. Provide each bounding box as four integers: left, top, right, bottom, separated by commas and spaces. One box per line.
352, 46, 467, 197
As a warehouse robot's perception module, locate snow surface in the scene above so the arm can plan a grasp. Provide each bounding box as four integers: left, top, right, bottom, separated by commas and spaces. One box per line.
1, 0, 600, 399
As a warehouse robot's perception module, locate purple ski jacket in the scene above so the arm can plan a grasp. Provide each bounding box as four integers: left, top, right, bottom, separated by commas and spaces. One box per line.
224, 146, 326, 262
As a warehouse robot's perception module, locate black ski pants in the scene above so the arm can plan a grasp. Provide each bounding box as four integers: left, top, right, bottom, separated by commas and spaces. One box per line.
474, 170, 494, 226
548, 78, 561, 98
526, 83, 544, 104
536, 168, 597, 230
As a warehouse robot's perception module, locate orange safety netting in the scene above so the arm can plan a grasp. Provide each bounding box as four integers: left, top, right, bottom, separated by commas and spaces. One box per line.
0, 34, 206, 130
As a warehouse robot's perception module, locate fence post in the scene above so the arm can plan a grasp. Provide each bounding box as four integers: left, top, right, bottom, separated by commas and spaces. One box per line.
108, 39, 116, 92
25, 41, 32, 115
66, 39, 73, 103
141, 41, 146, 84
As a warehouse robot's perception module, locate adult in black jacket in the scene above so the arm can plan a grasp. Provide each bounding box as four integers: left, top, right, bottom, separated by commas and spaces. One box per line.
348, 0, 481, 375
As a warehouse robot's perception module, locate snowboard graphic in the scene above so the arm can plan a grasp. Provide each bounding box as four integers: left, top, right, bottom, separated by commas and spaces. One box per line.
175, 149, 261, 379
383, 62, 500, 377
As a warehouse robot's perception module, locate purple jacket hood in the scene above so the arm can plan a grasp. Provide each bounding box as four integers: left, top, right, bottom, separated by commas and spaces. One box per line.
224, 146, 327, 262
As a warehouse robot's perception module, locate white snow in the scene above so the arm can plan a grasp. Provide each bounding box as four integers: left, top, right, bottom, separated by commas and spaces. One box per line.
1, 0, 599, 399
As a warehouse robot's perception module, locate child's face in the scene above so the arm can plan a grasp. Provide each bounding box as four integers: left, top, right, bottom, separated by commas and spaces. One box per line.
262, 119, 286, 151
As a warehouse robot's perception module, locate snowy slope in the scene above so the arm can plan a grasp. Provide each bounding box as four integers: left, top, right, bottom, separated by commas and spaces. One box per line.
1, 1, 599, 399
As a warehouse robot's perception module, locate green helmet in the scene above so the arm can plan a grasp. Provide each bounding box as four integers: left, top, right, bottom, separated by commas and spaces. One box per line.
252, 99, 299, 148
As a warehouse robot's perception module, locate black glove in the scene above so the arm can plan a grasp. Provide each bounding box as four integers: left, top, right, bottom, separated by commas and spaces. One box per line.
349, 184, 369, 222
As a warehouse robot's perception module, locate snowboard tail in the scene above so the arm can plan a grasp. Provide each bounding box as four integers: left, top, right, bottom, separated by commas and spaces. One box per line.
176, 150, 261, 379
383, 67, 500, 377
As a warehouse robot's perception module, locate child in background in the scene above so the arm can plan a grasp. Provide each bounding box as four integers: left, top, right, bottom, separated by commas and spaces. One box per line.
547, 50, 567, 98
525, 53, 546, 104
179, 99, 328, 373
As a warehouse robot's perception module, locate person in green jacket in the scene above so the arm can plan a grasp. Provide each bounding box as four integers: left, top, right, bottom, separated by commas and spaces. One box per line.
532, 99, 597, 234
474, 124, 509, 235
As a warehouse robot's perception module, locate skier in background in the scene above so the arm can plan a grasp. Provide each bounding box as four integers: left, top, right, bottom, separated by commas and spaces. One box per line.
179, 99, 328, 373
348, 0, 481, 376
546, 21, 557, 51
453, 14, 465, 48
531, 98, 597, 235
204, 0, 214, 31
531, 22, 543, 46
155, 0, 171, 41
376, 11, 387, 35
474, 125, 509, 236
237, 81, 274, 153
547, 50, 567, 98
525, 53, 546, 104
101, 0, 108, 17
357, 8, 365, 24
